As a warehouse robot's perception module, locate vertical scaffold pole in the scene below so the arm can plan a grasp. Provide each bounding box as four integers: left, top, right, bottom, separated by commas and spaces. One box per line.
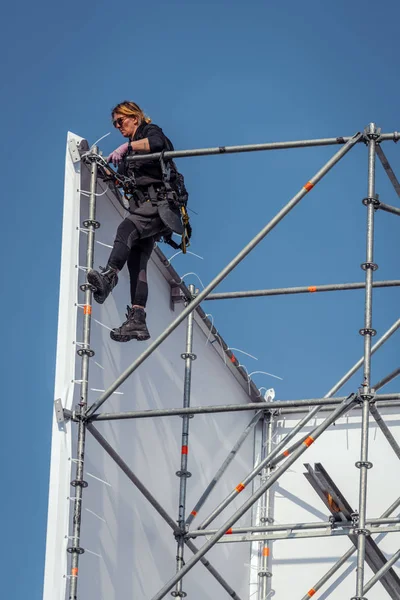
258, 412, 274, 600
173, 284, 196, 598
353, 124, 378, 600
68, 148, 98, 600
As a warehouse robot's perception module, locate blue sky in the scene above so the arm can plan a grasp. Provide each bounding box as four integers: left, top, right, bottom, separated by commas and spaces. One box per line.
1, 1, 399, 598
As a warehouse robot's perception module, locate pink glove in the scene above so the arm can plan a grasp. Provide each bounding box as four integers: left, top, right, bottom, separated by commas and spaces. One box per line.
108, 142, 130, 166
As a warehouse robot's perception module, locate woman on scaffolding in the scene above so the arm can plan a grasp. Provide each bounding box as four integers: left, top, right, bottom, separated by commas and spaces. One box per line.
87, 101, 185, 343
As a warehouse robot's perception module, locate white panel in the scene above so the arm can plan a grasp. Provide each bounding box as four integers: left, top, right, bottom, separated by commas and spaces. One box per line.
43, 133, 84, 600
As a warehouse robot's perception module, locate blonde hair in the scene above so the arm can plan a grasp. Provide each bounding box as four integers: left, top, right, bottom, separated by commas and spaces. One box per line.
111, 101, 151, 124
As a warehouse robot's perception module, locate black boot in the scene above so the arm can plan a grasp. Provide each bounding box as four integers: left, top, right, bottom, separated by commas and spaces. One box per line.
87, 266, 118, 304
110, 306, 150, 342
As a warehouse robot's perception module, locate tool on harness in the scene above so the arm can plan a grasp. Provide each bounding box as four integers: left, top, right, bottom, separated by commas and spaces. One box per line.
159, 150, 192, 253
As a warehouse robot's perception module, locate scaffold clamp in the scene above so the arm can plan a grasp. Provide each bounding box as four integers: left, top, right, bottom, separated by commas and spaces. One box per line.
77, 347, 95, 358
71, 479, 88, 488
67, 546, 85, 554
355, 461, 373, 469
82, 219, 101, 229
176, 470, 192, 478
181, 352, 197, 360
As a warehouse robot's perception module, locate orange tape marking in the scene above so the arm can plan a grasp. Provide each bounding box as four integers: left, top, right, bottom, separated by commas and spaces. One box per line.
71, 568, 78, 576
304, 181, 314, 192
327, 493, 340, 512
225, 528, 233, 534
181, 445, 188, 455
235, 483, 245, 493
283, 449, 290, 457
191, 510, 197, 517
230, 354, 237, 363
83, 305, 92, 315
308, 286, 317, 293
262, 546, 270, 557
307, 589, 316, 597
304, 436, 315, 447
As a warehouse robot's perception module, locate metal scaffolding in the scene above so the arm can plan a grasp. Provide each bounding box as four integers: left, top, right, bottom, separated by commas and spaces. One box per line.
64, 124, 400, 600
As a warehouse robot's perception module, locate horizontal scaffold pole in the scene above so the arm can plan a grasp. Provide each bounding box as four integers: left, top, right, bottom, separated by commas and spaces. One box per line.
85, 133, 362, 418
125, 131, 400, 162
88, 393, 400, 422
205, 280, 400, 301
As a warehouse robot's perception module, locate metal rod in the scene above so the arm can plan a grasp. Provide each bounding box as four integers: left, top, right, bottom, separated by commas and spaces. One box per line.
68, 148, 98, 600
87, 424, 243, 600
86, 132, 361, 418
124, 131, 398, 163
186, 410, 264, 526
205, 280, 400, 301
279, 398, 400, 414
189, 517, 400, 537
355, 123, 377, 599
376, 144, 400, 198
369, 404, 400, 460
363, 548, 400, 594
174, 284, 196, 597
377, 201, 400, 216
214, 524, 400, 544
89, 393, 400, 422
258, 414, 274, 597
150, 395, 357, 600
373, 367, 400, 391
300, 496, 400, 600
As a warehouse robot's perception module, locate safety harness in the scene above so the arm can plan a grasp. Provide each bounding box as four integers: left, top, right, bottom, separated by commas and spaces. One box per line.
158, 151, 192, 253
96, 151, 192, 253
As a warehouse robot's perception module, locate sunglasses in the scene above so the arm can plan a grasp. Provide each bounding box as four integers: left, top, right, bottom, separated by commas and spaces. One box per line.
112, 116, 128, 128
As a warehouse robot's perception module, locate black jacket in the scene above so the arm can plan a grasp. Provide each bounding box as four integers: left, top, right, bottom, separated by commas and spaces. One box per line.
118, 122, 173, 187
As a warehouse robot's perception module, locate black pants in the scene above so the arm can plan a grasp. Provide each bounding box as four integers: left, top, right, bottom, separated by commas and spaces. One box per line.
107, 202, 167, 307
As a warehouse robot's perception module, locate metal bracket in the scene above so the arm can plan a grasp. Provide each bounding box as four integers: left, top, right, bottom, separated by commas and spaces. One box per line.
68, 138, 82, 164
364, 123, 381, 140
67, 546, 85, 554
71, 479, 88, 488
181, 353, 197, 361
82, 219, 101, 229
77, 348, 95, 358
362, 195, 380, 208
176, 470, 192, 478
355, 461, 373, 469
258, 570, 273, 578
80, 283, 96, 292
360, 261, 378, 271
171, 286, 187, 307
353, 528, 371, 536
54, 398, 65, 424
171, 591, 187, 598
359, 328, 377, 337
